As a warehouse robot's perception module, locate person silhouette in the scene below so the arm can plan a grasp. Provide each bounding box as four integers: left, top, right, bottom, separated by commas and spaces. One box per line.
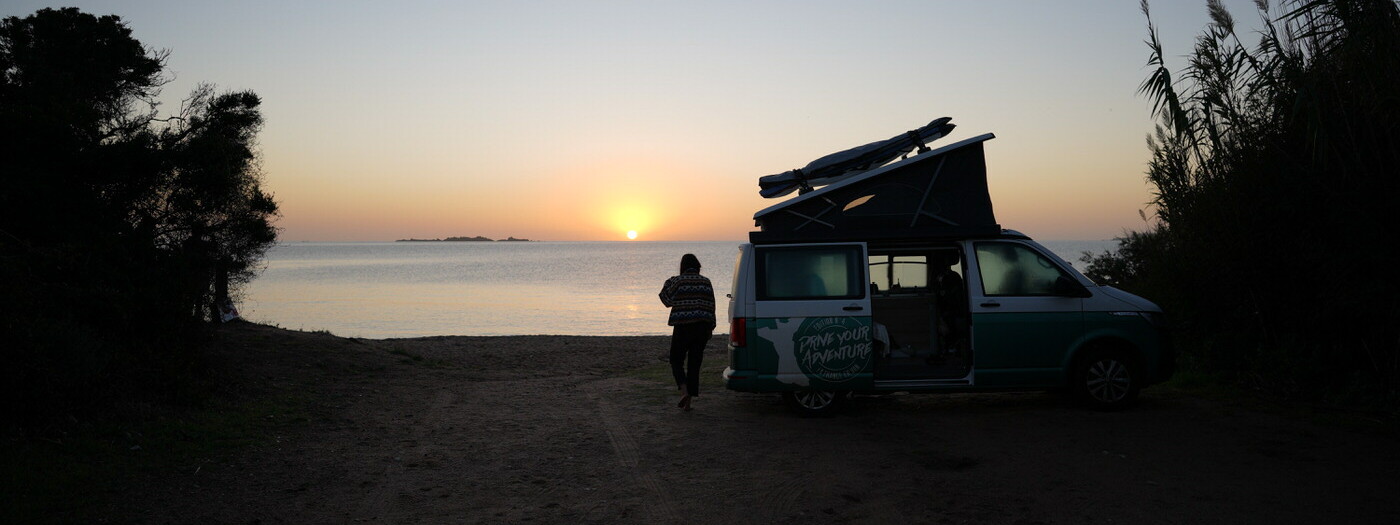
658, 254, 716, 411
932, 251, 968, 356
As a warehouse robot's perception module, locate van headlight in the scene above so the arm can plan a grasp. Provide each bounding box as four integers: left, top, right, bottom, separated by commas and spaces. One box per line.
1141, 311, 1167, 328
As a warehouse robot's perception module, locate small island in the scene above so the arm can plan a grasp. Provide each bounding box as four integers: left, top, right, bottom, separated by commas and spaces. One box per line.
395, 236, 533, 242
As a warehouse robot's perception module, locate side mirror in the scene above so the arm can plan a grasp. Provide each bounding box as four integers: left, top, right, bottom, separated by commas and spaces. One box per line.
1053, 276, 1092, 298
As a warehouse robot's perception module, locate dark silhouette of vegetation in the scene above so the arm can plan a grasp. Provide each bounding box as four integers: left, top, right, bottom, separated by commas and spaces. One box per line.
397, 236, 495, 242
1, 8, 278, 424
1084, 0, 1400, 408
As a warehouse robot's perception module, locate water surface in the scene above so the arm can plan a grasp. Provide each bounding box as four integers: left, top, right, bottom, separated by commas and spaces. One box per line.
243, 240, 1114, 338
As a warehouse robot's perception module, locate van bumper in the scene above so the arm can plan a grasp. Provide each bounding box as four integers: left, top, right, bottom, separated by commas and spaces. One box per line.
722, 367, 762, 392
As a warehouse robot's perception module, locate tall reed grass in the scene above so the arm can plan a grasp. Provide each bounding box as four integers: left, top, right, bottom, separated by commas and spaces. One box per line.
1085, 0, 1400, 408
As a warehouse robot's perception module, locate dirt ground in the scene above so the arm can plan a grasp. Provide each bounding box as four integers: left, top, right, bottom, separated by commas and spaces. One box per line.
114, 322, 1400, 524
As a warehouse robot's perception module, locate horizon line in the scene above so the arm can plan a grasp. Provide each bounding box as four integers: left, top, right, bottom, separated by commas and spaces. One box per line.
276, 238, 1119, 243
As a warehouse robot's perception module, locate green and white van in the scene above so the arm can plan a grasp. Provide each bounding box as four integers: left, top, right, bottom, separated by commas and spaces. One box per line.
725, 127, 1172, 416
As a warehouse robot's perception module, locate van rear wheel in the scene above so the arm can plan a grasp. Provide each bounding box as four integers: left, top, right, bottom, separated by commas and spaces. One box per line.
1073, 349, 1141, 411
783, 390, 845, 417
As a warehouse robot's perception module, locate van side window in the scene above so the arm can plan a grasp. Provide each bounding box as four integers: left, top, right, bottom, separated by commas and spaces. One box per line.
974, 242, 1072, 296
757, 246, 864, 300
868, 255, 928, 294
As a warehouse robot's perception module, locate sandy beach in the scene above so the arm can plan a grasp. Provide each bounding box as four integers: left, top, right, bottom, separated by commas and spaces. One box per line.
102, 322, 1400, 524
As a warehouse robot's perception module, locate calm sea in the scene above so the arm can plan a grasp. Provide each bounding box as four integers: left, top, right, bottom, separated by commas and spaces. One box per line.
242, 240, 1116, 338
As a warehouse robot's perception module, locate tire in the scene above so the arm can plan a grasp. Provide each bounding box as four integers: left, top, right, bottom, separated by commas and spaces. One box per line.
1072, 349, 1141, 411
782, 390, 845, 417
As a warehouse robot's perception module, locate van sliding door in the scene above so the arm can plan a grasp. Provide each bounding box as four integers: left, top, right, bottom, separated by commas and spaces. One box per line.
750, 243, 874, 391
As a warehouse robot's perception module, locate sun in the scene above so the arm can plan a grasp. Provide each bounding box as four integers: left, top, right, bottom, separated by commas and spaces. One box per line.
626, 230, 638, 240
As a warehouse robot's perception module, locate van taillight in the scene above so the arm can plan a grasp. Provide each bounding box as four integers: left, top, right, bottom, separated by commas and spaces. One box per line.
729, 318, 746, 347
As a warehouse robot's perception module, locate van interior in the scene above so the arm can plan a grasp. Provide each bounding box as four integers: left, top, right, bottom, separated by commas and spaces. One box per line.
868, 246, 972, 380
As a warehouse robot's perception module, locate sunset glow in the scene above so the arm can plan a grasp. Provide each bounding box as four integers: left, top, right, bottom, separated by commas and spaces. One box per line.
626, 230, 638, 240
608, 204, 656, 239
1, 0, 1260, 241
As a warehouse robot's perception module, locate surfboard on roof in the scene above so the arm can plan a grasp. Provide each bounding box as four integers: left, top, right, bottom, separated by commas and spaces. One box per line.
752, 118, 999, 243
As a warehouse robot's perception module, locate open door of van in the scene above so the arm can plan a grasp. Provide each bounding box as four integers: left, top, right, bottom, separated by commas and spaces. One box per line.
748, 243, 874, 393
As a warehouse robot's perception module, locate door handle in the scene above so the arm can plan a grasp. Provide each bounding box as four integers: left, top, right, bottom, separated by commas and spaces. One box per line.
980, 301, 1000, 308
843, 305, 864, 311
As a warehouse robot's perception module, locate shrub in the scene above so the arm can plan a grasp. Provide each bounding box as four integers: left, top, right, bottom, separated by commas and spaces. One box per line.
1106, 0, 1400, 407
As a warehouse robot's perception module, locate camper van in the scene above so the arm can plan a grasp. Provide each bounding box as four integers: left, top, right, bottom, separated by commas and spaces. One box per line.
723, 122, 1173, 416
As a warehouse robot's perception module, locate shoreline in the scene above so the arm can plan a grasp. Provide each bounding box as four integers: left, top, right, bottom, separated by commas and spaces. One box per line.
244, 323, 727, 340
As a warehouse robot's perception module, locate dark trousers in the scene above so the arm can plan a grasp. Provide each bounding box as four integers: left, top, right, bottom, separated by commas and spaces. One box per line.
670, 323, 711, 397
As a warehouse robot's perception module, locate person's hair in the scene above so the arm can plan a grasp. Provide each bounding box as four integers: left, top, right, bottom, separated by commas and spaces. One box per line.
679, 253, 701, 273
938, 251, 960, 268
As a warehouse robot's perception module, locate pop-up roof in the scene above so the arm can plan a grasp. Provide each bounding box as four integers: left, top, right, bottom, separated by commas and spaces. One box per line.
751, 129, 999, 243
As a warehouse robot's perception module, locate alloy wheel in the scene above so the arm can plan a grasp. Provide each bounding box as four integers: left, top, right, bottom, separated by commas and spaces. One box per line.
794, 390, 835, 410
1085, 358, 1132, 404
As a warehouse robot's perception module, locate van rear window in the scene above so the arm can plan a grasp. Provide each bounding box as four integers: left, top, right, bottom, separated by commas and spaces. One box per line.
756, 245, 864, 301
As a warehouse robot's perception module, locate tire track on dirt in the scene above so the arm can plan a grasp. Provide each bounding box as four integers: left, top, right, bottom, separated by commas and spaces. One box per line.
354, 387, 456, 521
760, 477, 806, 522
583, 380, 681, 524
863, 492, 908, 524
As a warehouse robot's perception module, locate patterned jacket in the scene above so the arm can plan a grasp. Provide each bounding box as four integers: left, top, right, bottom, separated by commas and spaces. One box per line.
658, 270, 716, 327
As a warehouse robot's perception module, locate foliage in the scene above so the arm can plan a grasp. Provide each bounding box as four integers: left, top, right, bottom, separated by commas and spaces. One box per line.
0, 8, 279, 424
1090, 0, 1400, 407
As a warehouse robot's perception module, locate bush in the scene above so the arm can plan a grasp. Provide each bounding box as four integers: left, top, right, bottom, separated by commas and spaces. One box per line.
1, 8, 276, 426
1104, 0, 1400, 408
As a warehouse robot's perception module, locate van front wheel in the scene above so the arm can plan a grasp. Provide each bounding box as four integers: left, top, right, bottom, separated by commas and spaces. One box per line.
783, 390, 844, 417
1073, 350, 1141, 411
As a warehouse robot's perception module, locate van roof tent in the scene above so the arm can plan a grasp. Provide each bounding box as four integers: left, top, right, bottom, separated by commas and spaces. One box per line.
750, 131, 1000, 244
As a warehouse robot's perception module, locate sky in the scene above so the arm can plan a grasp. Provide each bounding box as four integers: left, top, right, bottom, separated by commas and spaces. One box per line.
5, 1, 1273, 241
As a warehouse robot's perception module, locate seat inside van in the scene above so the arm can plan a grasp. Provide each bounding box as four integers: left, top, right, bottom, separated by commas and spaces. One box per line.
873, 295, 933, 358
869, 248, 971, 380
